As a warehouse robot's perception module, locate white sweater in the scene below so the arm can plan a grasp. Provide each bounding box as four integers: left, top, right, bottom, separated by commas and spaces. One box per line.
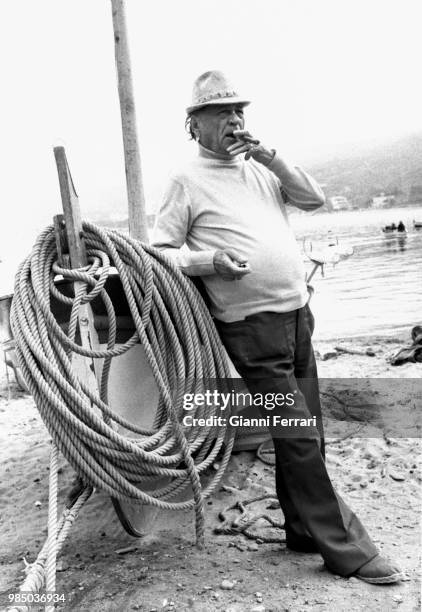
152, 145, 325, 322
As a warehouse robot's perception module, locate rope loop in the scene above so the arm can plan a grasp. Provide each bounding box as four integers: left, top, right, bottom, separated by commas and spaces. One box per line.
11, 223, 235, 544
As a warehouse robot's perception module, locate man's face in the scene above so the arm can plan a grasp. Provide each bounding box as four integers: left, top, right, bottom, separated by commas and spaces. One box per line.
195, 103, 246, 155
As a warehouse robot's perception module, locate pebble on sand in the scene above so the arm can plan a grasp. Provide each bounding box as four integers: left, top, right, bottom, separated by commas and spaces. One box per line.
221, 579, 236, 590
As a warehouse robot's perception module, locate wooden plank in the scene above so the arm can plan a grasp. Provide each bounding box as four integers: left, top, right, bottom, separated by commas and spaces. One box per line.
53, 147, 101, 391
53, 148, 87, 267
111, 0, 149, 243
53, 214, 70, 269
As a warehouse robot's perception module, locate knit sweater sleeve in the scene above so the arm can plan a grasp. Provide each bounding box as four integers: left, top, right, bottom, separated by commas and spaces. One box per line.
267, 154, 326, 211
151, 177, 216, 276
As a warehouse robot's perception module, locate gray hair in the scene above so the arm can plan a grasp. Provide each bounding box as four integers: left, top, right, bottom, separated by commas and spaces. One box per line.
185, 113, 197, 141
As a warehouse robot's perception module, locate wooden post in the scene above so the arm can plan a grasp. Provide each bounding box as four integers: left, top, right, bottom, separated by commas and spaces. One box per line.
53, 148, 87, 266
53, 146, 101, 390
111, 0, 149, 243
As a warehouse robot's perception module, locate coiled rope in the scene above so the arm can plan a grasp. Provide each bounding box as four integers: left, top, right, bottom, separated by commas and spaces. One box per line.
10, 222, 235, 550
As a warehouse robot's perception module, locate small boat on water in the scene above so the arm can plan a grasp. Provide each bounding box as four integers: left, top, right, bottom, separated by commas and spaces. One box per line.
413, 220, 422, 229
382, 222, 406, 233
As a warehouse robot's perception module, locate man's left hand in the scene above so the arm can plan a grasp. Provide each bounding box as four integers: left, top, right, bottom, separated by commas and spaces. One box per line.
226, 130, 275, 166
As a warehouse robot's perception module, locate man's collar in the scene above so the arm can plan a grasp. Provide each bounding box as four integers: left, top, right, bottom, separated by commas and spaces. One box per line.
198, 143, 241, 164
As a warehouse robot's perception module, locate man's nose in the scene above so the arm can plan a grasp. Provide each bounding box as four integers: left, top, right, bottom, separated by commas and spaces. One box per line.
228, 111, 242, 125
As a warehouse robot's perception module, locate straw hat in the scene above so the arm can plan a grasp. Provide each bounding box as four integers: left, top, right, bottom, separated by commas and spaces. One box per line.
186, 70, 250, 114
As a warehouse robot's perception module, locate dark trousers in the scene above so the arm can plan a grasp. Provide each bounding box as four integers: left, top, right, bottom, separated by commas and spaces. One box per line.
215, 304, 378, 575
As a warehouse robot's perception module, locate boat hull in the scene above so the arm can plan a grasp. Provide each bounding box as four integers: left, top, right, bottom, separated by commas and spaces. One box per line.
3, 275, 269, 536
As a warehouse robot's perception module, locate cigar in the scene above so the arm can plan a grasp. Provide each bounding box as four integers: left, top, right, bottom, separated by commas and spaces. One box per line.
233, 129, 259, 145
244, 136, 260, 145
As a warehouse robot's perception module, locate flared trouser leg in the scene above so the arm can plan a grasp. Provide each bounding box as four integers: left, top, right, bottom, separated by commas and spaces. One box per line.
215, 305, 378, 575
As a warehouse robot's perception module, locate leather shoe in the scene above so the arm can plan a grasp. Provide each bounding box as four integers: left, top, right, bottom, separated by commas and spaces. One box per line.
353, 555, 403, 584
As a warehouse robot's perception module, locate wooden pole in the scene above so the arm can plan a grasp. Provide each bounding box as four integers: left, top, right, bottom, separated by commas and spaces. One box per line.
53, 146, 101, 391
111, 0, 148, 243
53, 148, 87, 268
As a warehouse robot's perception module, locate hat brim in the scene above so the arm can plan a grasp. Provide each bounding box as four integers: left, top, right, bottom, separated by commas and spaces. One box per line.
186, 97, 251, 115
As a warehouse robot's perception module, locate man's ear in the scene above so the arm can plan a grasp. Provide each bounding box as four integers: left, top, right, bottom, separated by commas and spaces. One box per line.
190, 115, 200, 141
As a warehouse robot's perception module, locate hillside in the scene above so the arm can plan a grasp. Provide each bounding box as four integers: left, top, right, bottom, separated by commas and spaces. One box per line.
307, 133, 422, 208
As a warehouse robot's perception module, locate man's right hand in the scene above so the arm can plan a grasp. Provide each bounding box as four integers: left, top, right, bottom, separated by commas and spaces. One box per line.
213, 249, 251, 281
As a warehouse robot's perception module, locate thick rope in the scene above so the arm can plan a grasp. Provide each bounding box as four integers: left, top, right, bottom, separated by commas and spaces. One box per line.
8, 486, 93, 612
215, 494, 285, 543
10, 223, 235, 551
45, 444, 58, 612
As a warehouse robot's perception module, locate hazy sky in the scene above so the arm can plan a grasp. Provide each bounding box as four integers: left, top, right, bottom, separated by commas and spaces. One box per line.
1, 0, 422, 258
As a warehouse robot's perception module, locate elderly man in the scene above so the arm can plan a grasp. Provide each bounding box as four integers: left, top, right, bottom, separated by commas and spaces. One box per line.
152, 70, 401, 584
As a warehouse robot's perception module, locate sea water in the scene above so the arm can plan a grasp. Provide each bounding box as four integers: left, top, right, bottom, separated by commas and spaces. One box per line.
290, 206, 422, 341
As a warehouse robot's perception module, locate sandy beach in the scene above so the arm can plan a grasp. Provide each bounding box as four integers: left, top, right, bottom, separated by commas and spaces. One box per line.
0, 332, 421, 612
